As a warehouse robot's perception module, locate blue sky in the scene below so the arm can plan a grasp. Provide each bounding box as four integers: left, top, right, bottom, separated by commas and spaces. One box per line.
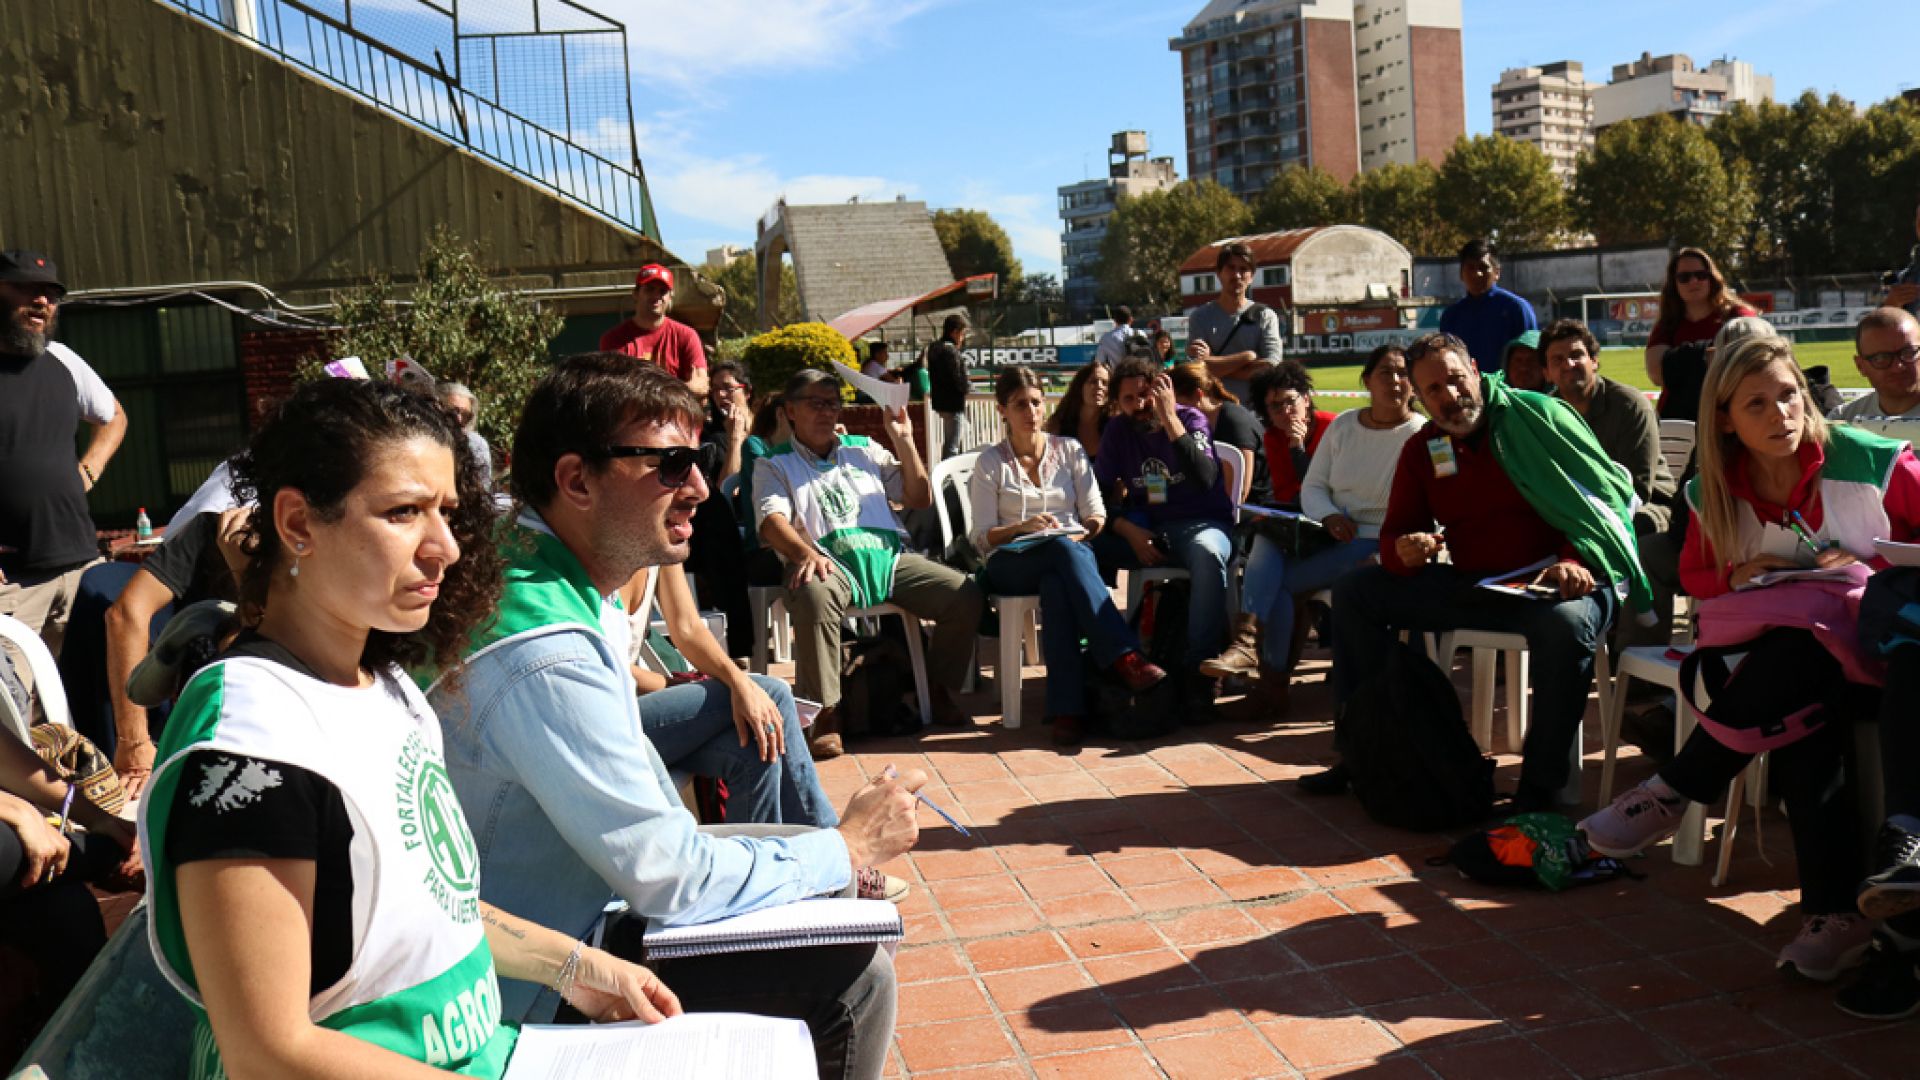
597, 0, 1913, 279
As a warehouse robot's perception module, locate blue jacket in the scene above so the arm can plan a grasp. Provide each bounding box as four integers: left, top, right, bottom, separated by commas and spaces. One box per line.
428, 513, 850, 1022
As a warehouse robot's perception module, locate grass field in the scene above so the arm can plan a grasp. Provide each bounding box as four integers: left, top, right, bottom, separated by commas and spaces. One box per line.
1301, 339, 1865, 406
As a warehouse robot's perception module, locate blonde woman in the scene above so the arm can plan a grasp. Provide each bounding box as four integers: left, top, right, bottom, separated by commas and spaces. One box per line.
1582, 336, 1920, 984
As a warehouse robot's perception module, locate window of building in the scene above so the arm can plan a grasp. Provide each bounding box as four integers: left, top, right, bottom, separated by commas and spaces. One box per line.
1260, 266, 1291, 288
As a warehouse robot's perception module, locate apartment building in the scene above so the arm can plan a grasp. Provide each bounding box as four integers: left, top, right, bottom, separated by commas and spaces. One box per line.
1592, 52, 1773, 130
1058, 132, 1180, 312
1491, 61, 1595, 182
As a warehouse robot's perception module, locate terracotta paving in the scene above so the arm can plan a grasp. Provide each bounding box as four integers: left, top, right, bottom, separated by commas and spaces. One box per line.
805, 656, 1914, 1079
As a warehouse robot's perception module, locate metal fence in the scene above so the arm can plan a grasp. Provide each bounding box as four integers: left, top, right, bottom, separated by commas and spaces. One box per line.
165, 0, 656, 238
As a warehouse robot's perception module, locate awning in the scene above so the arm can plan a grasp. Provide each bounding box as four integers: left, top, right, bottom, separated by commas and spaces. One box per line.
825, 273, 997, 339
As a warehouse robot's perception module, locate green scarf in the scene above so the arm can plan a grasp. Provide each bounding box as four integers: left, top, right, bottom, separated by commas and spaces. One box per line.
1482, 373, 1654, 620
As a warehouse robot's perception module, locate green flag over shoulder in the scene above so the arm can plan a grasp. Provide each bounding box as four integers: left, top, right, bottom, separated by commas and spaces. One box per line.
1482, 373, 1656, 622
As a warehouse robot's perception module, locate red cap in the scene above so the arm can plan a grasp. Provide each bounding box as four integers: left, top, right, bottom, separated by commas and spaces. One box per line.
634, 264, 674, 291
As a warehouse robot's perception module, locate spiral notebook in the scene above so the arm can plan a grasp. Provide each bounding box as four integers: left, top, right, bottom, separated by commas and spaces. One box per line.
642, 897, 904, 960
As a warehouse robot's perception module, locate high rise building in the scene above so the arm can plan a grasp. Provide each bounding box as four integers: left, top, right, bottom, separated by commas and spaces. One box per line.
1058, 131, 1179, 313
1491, 61, 1595, 182
1169, 0, 1463, 199
1592, 53, 1774, 131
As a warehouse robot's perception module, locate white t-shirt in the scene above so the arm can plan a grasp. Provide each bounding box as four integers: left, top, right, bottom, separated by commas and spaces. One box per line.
1830, 390, 1920, 422
47, 342, 116, 425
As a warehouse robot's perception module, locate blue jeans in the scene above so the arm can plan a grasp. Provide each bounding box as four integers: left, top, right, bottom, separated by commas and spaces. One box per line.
638, 675, 838, 828
984, 537, 1143, 717
1331, 564, 1615, 795
1239, 535, 1379, 671
1093, 516, 1233, 668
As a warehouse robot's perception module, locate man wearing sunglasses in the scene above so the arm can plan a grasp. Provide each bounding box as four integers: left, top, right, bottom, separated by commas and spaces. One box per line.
754, 369, 984, 753
1831, 308, 1920, 422
0, 250, 128, 658
433, 356, 928, 1077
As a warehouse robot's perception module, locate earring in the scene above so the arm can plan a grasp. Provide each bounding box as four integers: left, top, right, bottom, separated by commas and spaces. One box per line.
290, 542, 305, 579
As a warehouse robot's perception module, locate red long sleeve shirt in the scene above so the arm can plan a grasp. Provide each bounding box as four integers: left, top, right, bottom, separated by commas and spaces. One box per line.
1380, 421, 1577, 577
1677, 441, 1920, 599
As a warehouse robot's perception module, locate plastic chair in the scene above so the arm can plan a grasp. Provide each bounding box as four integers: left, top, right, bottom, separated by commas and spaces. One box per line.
932, 451, 1040, 729
1658, 419, 1696, 478
1600, 642, 1764, 879
0, 613, 73, 739
1428, 627, 1612, 808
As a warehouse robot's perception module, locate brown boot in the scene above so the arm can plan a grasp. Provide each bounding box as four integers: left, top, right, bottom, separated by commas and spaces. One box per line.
808, 705, 845, 761
1199, 614, 1261, 680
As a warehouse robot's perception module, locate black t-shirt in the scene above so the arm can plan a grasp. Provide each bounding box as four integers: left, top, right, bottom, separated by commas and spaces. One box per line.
142, 511, 240, 606
0, 350, 97, 576
165, 749, 356, 996
1210, 401, 1272, 507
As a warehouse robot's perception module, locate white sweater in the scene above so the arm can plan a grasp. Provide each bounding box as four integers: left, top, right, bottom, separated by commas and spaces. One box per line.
1298, 410, 1425, 538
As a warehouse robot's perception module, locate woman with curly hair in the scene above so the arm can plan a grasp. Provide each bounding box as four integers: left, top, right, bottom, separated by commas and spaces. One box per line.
137, 378, 679, 1079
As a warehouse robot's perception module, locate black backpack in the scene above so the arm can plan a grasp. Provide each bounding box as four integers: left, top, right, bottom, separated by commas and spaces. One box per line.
1130, 577, 1190, 675
1341, 642, 1494, 831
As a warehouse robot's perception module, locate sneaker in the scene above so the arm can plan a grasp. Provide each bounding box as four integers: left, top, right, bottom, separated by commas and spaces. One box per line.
1298, 762, 1350, 797
855, 866, 910, 903
1578, 780, 1685, 857
1112, 651, 1168, 694
1858, 822, 1920, 921
1834, 936, 1920, 1021
1778, 914, 1876, 982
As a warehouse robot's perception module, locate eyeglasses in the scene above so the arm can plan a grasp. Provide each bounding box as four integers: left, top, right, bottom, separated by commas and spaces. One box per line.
790, 396, 843, 414
1862, 344, 1920, 370
1673, 270, 1712, 285
601, 445, 701, 488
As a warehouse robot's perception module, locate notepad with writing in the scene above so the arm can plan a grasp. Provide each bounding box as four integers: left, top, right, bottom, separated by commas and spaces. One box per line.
504, 1013, 814, 1080
642, 897, 904, 960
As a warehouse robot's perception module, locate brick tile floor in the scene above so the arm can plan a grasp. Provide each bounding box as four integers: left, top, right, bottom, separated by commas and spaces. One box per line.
800, 652, 1912, 1078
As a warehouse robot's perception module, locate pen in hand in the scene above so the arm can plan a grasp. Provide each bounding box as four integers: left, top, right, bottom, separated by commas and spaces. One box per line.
883, 765, 971, 837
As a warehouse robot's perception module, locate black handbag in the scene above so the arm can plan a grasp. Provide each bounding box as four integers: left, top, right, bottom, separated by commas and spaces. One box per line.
1246, 510, 1338, 558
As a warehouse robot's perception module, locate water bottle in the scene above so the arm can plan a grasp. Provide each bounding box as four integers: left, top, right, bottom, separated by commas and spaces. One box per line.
135, 507, 152, 541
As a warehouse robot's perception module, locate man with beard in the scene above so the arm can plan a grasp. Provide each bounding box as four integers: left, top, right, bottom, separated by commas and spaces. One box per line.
430, 356, 927, 1079
0, 250, 128, 654
755, 368, 984, 752
599, 263, 709, 398
1307, 332, 1629, 813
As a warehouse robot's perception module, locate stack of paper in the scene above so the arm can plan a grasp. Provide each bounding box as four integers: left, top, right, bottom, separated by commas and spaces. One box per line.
504, 1013, 815, 1079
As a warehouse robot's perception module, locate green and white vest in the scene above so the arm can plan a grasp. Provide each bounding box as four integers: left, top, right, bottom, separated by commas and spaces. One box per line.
1686, 424, 1909, 565
754, 435, 908, 607
139, 658, 516, 1079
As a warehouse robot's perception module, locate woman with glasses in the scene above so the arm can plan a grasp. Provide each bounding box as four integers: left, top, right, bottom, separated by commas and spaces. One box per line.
1645, 246, 1756, 393
969, 368, 1167, 747
139, 379, 680, 1079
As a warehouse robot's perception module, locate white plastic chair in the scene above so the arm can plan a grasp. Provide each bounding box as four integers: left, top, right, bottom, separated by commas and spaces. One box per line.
1427, 627, 1613, 809
1599, 642, 1764, 881
934, 451, 1041, 730
0, 614, 72, 741
1658, 419, 1696, 477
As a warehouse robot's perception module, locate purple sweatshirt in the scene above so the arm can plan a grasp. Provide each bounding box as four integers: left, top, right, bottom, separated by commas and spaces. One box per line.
1095, 405, 1234, 527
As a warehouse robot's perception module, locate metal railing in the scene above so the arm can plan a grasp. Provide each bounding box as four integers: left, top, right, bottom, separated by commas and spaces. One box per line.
162, 0, 656, 238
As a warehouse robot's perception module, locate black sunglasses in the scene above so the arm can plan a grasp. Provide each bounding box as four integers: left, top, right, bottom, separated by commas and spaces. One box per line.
1673, 270, 1712, 284
602, 445, 701, 488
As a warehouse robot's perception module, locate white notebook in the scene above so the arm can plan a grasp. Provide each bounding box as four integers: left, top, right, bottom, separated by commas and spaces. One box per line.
504, 1013, 814, 1080
642, 897, 904, 960
1874, 538, 1920, 567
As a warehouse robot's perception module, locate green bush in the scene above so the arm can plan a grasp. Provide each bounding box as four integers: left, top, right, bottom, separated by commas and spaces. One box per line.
740, 322, 856, 398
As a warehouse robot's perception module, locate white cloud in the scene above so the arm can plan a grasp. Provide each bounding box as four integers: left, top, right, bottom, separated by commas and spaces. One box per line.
952, 183, 1064, 279
593, 0, 946, 88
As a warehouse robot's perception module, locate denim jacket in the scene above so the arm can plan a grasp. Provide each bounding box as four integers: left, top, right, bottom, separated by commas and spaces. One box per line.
428, 512, 851, 1022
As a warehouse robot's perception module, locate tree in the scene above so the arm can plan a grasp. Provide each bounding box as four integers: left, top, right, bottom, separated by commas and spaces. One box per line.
328, 227, 561, 446
1097, 179, 1252, 311
1709, 93, 1858, 275
703, 253, 802, 336
1012, 272, 1063, 304
932, 208, 1023, 294
1572, 115, 1753, 261
1349, 160, 1462, 257
1435, 134, 1567, 250
1250, 165, 1352, 231
1828, 98, 1920, 279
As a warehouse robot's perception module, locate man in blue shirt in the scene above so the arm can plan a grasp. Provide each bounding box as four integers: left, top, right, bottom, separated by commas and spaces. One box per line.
431, 354, 927, 1078
1439, 239, 1537, 374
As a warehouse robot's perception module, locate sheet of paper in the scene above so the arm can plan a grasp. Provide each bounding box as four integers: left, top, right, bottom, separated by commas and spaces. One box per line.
1874, 538, 1920, 567
1739, 566, 1861, 590
830, 360, 909, 411
504, 1013, 815, 1080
